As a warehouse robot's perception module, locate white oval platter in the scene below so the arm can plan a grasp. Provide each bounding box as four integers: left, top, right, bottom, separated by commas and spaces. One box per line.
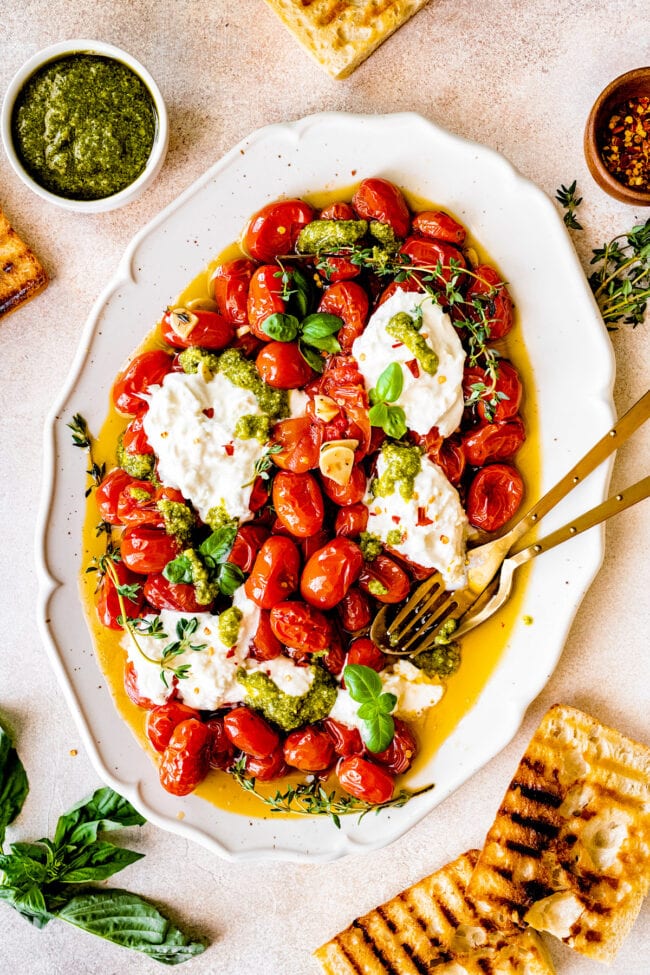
36, 112, 615, 862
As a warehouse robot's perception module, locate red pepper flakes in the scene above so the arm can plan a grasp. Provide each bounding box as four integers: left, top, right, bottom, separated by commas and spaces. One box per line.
601, 95, 650, 189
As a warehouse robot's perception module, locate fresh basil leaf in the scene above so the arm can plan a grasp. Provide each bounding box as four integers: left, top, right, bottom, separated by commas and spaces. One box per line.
261, 313, 299, 342
384, 405, 407, 439
162, 555, 193, 586
377, 692, 398, 713
58, 889, 206, 964
298, 340, 325, 374
199, 525, 237, 565
58, 841, 144, 883
287, 267, 313, 319
0, 882, 52, 927
53, 787, 146, 848
0, 722, 29, 847
0, 850, 48, 886
375, 362, 403, 403
343, 664, 383, 703
7, 842, 48, 863
300, 312, 343, 339
368, 402, 389, 428
363, 711, 395, 753
356, 701, 378, 721
301, 332, 341, 354
217, 562, 245, 597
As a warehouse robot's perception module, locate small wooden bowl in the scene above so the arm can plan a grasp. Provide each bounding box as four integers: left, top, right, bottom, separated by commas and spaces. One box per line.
584, 66, 650, 206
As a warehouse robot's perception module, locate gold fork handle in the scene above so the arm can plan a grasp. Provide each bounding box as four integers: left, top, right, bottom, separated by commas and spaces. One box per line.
508, 475, 650, 565
503, 389, 650, 551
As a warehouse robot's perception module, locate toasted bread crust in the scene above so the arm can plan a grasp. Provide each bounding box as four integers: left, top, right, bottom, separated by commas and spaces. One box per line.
467, 704, 650, 963
0, 208, 48, 318
263, 0, 430, 79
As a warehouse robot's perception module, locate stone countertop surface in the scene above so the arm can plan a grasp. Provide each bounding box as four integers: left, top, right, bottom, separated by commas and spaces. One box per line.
0, 1, 648, 973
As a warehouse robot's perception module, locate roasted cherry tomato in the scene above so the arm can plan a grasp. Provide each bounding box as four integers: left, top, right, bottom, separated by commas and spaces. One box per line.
204, 716, 236, 770
271, 416, 322, 472
463, 360, 522, 423
462, 415, 525, 466
269, 601, 332, 653
272, 471, 324, 538
399, 237, 466, 284
300, 537, 363, 610
337, 586, 372, 632
346, 637, 387, 673
229, 524, 271, 574
415, 429, 466, 486
159, 719, 211, 796
124, 660, 161, 710
318, 281, 369, 354
116, 483, 184, 528
247, 264, 287, 339
320, 464, 366, 506
373, 718, 418, 774
337, 755, 395, 804
245, 536, 301, 609
146, 702, 200, 752
352, 178, 411, 238
334, 502, 368, 537
412, 210, 466, 245
112, 350, 173, 415
256, 341, 315, 389
223, 706, 280, 759
377, 277, 422, 306
97, 560, 144, 630
319, 255, 360, 282
210, 258, 257, 325
467, 463, 524, 531
121, 413, 154, 455
465, 264, 514, 339
300, 529, 331, 562
320, 201, 355, 220
358, 554, 410, 604
283, 725, 335, 772
323, 718, 364, 758
161, 307, 235, 350
250, 610, 282, 661
143, 573, 205, 613
120, 525, 182, 575
243, 199, 314, 262
244, 746, 288, 781
318, 355, 371, 456
96, 468, 133, 524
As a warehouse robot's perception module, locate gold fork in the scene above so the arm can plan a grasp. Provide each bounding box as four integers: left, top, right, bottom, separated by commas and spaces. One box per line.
370, 389, 650, 656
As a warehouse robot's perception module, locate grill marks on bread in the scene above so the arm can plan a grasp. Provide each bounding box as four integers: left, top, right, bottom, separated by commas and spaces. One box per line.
262, 0, 430, 79
314, 851, 555, 974
0, 208, 48, 318
467, 704, 650, 963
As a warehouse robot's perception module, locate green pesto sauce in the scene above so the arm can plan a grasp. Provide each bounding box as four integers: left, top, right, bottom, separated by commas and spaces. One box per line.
386, 527, 405, 547
234, 414, 272, 444
367, 578, 389, 597
218, 607, 243, 648
157, 499, 195, 543
386, 311, 438, 376
411, 641, 461, 678
179, 347, 220, 377
204, 502, 237, 534
116, 436, 155, 480
12, 54, 157, 201
184, 549, 219, 606
296, 219, 367, 254
369, 220, 401, 253
359, 532, 383, 561
218, 348, 288, 419
371, 442, 422, 502
237, 665, 336, 732
129, 485, 152, 502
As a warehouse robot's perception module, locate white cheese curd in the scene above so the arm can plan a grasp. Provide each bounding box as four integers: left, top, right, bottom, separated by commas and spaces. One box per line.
351, 287, 465, 437
328, 688, 367, 733
142, 369, 267, 523
366, 450, 468, 589
329, 661, 443, 732
246, 656, 315, 697
288, 388, 309, 418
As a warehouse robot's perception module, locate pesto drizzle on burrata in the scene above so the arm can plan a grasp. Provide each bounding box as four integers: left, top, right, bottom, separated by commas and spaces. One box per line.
12, 54, 157, 201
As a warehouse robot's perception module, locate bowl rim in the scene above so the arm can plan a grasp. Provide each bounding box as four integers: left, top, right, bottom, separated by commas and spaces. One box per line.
584, 65, 650, 206
0, 38, 169, 213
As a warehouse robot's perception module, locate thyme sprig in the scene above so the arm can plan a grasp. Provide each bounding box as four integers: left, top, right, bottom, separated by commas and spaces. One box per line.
589, 218, 650, 329
242, 443, 283, 489
68, 413, 106, 499
230, 756, 434, 828
555, 180, 583, 231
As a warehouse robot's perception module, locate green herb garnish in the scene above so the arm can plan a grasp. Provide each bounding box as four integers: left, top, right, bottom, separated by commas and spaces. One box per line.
555, 180, 583, 231
368, 362, 407, 439
343, 664, 396, 753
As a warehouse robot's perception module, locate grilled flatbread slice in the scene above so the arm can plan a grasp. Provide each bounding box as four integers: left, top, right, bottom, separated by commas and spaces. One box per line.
0, 208, 48, 318
314, 850, 556, 974
467, 704, 650, 963
263, 0, 430, 80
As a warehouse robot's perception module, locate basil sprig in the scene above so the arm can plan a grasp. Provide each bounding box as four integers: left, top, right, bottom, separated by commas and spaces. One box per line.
163, 524, 244, 598
368, 362, 407, 439
0, 727, 205, 964
343, 664, 397, 753
261, 310, 344, 374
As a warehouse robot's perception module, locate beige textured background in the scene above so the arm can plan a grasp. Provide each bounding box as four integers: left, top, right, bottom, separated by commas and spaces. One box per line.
0, 2, 648, 973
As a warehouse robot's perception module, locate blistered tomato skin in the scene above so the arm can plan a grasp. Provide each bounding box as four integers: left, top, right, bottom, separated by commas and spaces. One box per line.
373, 718, 418, 775
247, 264, 286, 339
346, 637, 387, 673
112, 350, 174, 415
337, 755, 395, 804
300, 537, 363, 610
96, 468, 133, 524
318, 281, 369, 354
320, 465, 367, 506
223, 707, 280, 759
159, 719, 212, 796
97, 560, 144, 630
161, 308, 235, 350
271, 416, 322, 472
462, 415, 526, 466
337, 586, 372, 632
412, 210, 466, 245
146, 702, 200, 752
400, 237, 466, 284
122, 414, 154, 455
124, 660, 160, 710
283, 725, 335, 772
120, 526, 181, 574
250, 610, 283, 661
245, 746, 288, 781
352, 178, 411, 238
269, 601, 332, 653
256, 341, 315, 388
377, 277, 422, 306
210, 258, 257, 325
467, 463, 525, 532
143, 573, 205, 613
245, 536, 301, 609
465, 264, 514, 339
334, 502, 368, 537
320, 202, 355, 220
272, 471, 324, 538
229, 524, 271, 574
463, 360, 522, 423
358, 554, 410, 604
243, 199, 314, 262
204, 717, 236, 770
324, 718, 364, 758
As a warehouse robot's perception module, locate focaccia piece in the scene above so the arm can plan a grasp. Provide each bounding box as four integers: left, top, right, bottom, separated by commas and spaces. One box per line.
314, 850, 556, 974
467, 704, 650, 964
263, 0, 430, 80
0, 208, 48, 318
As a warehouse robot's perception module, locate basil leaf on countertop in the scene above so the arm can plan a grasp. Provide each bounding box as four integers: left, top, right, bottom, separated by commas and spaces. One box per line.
56, 841, 144, 884
54, 786, 146, 848
58, 889, 206, 965
0, 721, 29, 848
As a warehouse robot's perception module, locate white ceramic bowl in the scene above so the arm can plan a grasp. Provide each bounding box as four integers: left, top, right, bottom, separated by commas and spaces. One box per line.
1, 39, 168, 213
